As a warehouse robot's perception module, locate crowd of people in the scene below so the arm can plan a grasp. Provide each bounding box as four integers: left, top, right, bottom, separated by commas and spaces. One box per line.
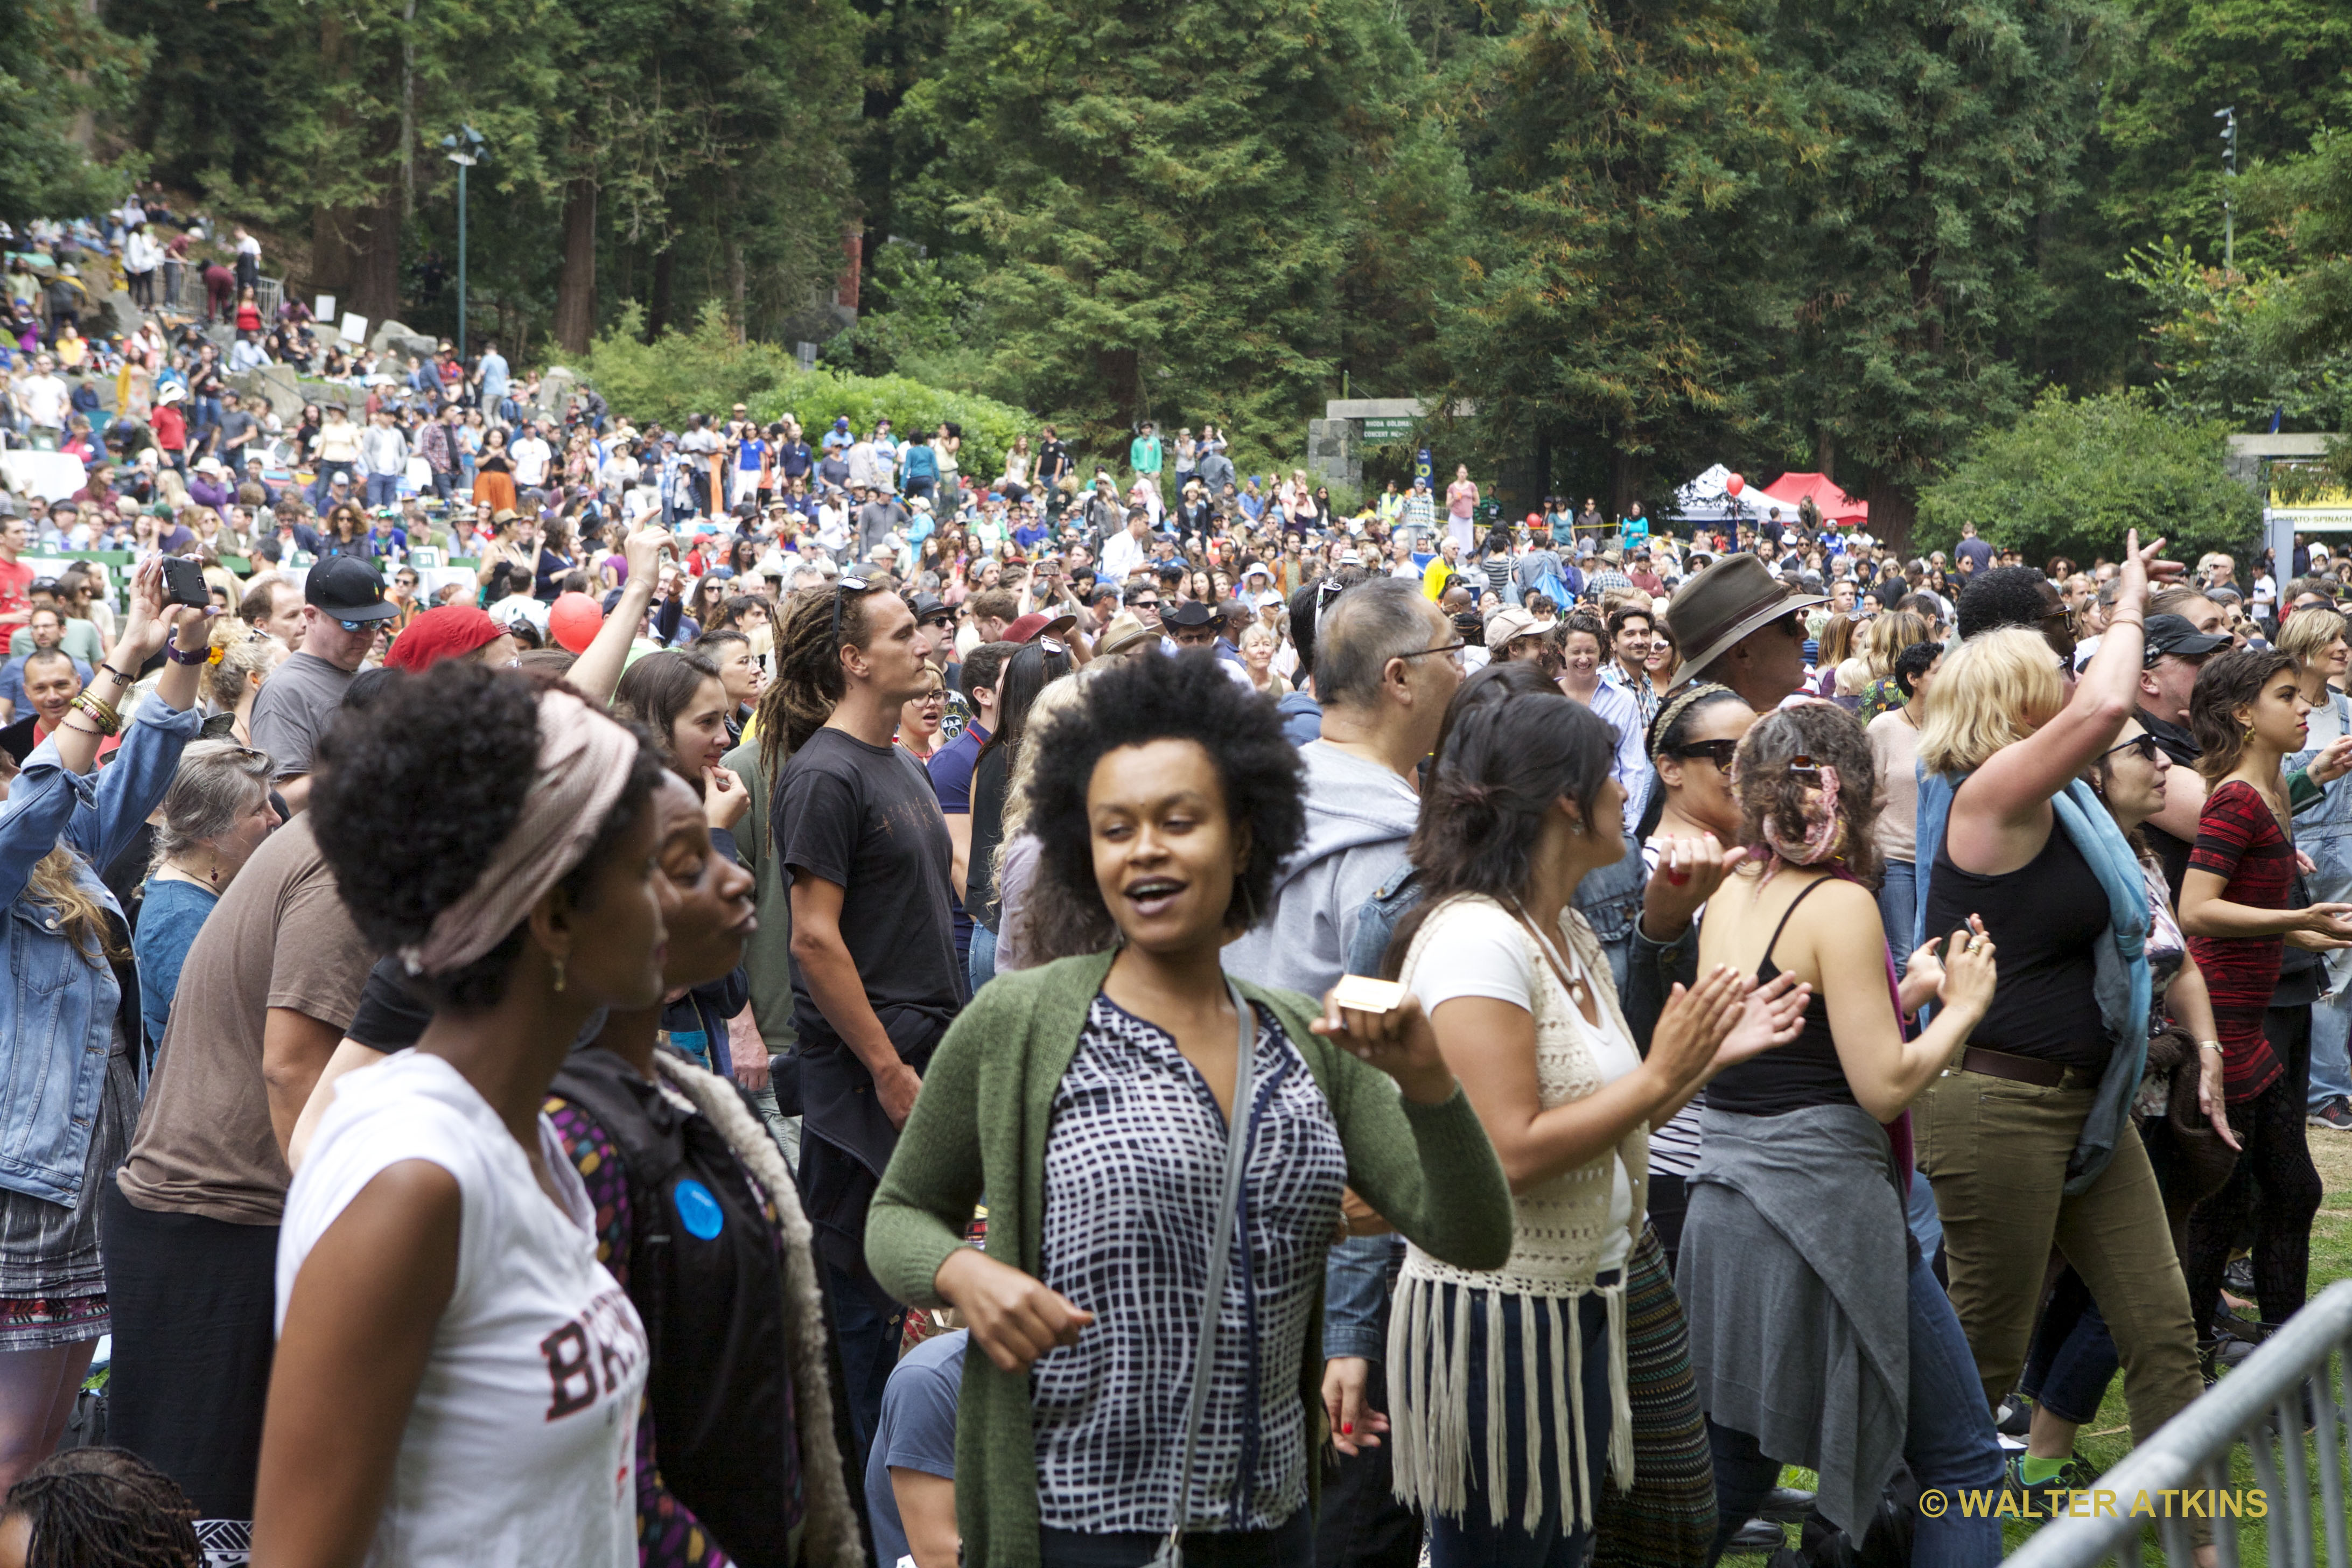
0, 203, 2342, 1568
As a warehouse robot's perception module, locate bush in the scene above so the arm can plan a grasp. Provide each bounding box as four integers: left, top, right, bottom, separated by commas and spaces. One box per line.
576, 299, 1037, 479
1916, 389, 2260, 568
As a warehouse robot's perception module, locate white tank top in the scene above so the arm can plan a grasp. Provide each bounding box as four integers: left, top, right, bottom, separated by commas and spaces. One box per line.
278, 1050, 647, 1568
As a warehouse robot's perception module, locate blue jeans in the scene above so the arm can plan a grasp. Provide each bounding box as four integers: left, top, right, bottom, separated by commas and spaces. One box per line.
2309, 988, 2352, 1111
363, 473, 400, 507
1426, 1282, 1615, 1568
1705, 1248, 2002, 1568
968, 922, 997, 993
1877, 859, 1917, 974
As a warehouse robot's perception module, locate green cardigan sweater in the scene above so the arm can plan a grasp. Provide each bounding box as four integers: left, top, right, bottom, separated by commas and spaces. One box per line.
865, 949, 1515, 1568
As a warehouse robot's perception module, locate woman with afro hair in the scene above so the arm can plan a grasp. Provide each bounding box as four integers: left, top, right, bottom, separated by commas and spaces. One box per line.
253, 661, 671, 1568
865, 650, 1516, 1568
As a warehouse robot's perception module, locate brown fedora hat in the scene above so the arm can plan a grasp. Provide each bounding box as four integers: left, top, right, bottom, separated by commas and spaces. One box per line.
1664, 553, 1828, 677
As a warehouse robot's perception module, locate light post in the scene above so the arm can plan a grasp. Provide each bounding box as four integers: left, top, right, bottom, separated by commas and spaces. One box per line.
2215, 106, 2237, 274
440, 125, 485, 366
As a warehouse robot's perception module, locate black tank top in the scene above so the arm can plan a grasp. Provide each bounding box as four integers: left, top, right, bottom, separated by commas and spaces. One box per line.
1920, 820, 2110, 1070
1708, 879, 1859, 1115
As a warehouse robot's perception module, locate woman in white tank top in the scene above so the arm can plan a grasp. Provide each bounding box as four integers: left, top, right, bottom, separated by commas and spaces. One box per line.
253, 663, 671, 1568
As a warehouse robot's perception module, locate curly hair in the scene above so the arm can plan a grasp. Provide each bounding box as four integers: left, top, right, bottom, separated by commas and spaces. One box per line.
310, 662, 664, 1009
1383, 690, 1618, 975
1734, 702, 1881, 887
1955, 565, 2056, 640
3, 1446, 200, 1568
2190, 647, 2297, 783
1026, 652, 1305, 942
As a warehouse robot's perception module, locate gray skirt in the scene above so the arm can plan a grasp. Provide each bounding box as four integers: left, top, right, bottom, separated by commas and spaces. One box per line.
0, 1032, 138, 1348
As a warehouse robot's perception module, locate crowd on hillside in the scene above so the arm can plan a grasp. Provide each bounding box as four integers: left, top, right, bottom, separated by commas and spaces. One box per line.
0, 196, 2342, 1568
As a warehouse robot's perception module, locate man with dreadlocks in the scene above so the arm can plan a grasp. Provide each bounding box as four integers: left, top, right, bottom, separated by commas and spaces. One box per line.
0, 1448, 201, 1568
766, 578, 962, 1461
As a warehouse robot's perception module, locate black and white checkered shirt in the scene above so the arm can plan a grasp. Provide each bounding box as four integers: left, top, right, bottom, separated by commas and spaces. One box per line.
1031, 993, 1348, 1534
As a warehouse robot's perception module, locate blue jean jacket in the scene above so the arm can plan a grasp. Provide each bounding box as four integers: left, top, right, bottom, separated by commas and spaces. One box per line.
0, 700, 200, 1207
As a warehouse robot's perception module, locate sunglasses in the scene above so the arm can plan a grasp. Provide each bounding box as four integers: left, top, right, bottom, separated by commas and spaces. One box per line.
2098, 733, 2162, 765
1671, 738, 1741, 768
831, 575, 870, 646
1130, 597, 1160, 610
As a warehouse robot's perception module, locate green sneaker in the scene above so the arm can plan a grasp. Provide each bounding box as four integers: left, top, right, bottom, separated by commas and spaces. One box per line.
2005, 1452, 2097, 1514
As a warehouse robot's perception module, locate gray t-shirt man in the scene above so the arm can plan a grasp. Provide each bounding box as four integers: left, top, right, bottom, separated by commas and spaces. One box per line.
247, 651, 355, 782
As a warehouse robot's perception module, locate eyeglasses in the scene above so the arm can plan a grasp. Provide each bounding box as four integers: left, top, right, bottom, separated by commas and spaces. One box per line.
2098, 733, 2162, 765
1397, 639, 1468, 667
831, 575, 870, 645
1130, 597, 1160, 610
1671, 738, 1741, 769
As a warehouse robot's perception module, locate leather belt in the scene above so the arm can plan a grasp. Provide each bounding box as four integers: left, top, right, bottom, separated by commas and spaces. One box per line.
1959, 1045, 2068, 1089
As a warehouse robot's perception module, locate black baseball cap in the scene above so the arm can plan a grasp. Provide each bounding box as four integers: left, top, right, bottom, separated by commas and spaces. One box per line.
306, 556, 401, 622
908, 592, 954, 626
2143, 613, 2228, 664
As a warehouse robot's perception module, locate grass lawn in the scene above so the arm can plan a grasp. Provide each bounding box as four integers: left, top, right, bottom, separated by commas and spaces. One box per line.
1740, 1131, 2352, 1564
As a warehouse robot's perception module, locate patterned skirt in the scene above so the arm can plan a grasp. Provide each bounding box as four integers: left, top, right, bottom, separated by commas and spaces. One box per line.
0, 1038, 138, 1350
1592, 1226, 1717, 1568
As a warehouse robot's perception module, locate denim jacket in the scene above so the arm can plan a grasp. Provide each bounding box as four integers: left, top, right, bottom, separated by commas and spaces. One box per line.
0, 699, 200, 1207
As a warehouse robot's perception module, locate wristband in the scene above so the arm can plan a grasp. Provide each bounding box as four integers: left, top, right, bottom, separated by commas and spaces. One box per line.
92, 663, 134, 686
67, 691, 120, 736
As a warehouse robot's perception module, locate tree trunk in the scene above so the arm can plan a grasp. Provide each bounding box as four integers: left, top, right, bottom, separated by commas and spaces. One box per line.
554, 176, 598, 355
725, 235, 746, 343
1865, 474, 1917, 554
351, 191, 402, 324
1816, 426, 1838, 487
648, 246, 675, 339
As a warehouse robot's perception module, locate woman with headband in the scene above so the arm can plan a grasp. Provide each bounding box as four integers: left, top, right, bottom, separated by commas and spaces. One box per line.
1684, 702, 2003, 1566
253, 662, 670, 1568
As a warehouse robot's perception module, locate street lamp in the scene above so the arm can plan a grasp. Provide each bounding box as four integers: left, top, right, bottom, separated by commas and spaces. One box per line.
440, 125, 486, 366
2215, 107, 2237, 274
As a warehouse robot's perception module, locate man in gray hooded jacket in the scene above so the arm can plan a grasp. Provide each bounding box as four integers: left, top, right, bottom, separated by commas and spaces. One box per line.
1222, 577, 1459, 1568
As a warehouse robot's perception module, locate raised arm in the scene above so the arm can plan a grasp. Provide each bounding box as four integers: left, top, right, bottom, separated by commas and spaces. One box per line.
1962, 531, 2172, 824
568, 524, 672, 709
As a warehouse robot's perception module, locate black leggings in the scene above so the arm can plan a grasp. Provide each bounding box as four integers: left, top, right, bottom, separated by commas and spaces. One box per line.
2181, 1004, 2323, 1334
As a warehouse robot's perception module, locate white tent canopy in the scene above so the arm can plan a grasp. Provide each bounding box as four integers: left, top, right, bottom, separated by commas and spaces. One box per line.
1669, 464, 1780, 524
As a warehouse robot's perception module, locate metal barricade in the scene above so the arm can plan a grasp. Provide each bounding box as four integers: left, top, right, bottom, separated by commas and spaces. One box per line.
2006, 1277, 2351, 1568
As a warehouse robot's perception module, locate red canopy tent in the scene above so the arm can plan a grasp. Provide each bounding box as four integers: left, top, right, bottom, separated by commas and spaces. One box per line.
1761, 472, 1869, 527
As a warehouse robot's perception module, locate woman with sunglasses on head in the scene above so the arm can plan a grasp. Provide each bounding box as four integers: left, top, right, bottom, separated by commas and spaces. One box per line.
867, 652, 1515, 1568
1628, 682, 1758, 1268
2175, 649, 2348, 1360
206, 623, 290, 748
1910, 534, 2216, 1549
1685, 703, 2004, 1567
0, 559, 210, 1493
964, 636, 1074, 992
2004, 715, 2239, 1502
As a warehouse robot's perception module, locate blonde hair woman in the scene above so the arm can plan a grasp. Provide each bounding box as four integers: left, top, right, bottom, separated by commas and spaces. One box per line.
1912, 534, 2219, 1511
981, 674, 1097, 972
1239, 623, 1291, 697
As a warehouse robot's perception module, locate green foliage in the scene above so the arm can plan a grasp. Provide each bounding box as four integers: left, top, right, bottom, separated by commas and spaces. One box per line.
1437, 0, 1812, 493
1916, 388, 2259, 566
822, 241, 991, 389
0, 0, 147, 227
2117, 239, 2352, 434
893, 0, 1432, 462
580, 301, 800, 427
1771, 0, 2108, 516
581, 298, 1035, 477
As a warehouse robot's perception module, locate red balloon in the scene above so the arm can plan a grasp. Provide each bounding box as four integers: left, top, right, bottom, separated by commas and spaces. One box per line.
549, 591, 605, 654
1725, 472, 1745, 496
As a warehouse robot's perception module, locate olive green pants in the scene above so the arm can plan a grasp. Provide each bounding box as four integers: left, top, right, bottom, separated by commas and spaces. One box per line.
1913, 1070, 2206, 1446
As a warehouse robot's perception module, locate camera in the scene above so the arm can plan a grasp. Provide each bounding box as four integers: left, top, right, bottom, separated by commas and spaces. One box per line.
159, 556, 209, 608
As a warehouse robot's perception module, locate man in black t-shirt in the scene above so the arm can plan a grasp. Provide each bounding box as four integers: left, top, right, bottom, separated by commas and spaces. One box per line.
775, 581, 958, 1455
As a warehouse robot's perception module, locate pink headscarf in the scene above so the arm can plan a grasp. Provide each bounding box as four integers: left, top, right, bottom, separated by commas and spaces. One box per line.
398, 687, 641, 976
